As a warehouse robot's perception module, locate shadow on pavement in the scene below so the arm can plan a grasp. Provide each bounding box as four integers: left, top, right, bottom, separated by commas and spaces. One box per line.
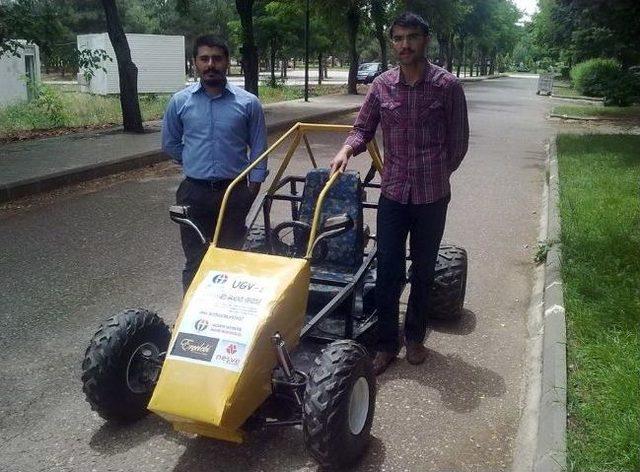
379, 347, 506, 414
89, 414, 182, 454
428, 308, 477, 335
170, 425, 386, 472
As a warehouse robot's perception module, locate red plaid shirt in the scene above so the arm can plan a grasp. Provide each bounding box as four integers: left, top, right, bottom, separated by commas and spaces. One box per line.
345, 61, 469, 204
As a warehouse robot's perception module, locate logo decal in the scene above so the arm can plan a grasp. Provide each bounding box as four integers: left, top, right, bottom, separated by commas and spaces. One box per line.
211, 273, 228, 284
194, 319, 209, 331
170, 333, 218, 362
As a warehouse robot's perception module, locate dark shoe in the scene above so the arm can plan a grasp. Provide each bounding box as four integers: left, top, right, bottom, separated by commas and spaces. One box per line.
372, 351, 397, 375
405, 341, 427, 365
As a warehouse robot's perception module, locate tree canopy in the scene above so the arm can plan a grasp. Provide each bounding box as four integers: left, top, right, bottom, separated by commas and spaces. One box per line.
0, 0, 534, 97
520, 0, 640, 71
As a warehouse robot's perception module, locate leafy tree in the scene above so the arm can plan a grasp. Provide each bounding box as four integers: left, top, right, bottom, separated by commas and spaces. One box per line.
0, 0, 67, 59
531, 0, 640, 69
254, 1, 301, 86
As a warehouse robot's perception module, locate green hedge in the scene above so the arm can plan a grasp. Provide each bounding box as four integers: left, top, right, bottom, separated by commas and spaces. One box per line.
570, 58, 620, 97
570, 59, 639, 106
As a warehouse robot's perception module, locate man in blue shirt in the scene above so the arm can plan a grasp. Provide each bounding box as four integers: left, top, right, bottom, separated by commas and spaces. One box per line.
162, 35, 268, 291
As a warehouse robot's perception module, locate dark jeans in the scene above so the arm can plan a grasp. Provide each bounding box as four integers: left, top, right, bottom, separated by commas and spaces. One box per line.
176, 177, 253, 292
375, 193, 450, 353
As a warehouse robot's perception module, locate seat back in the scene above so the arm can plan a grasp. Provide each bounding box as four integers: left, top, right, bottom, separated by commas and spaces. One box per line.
298, 169, 364, 271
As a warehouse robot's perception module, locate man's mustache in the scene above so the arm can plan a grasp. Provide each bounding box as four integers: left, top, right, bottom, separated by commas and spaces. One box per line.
400, 49, 414, 54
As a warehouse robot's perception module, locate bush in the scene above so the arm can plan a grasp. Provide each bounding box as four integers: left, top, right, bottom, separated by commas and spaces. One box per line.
31, 84, 68, 127
570, 58, 621, 97
538, 57, 554, 72
604, 72, 640, 107
0, 83, 69, 132
570, 58, 640, 106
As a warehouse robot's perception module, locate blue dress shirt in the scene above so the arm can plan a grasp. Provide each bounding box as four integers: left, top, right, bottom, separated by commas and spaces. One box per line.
162, 81, 268, 182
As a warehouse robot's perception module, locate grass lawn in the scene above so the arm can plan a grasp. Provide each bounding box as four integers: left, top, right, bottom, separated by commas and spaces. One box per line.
552, 86, 582, 98
552, 105, 640, 119
0, 90, 171, 139
0, 83, 348, 141
557, 134, 640, 472
258, 83, 348, 103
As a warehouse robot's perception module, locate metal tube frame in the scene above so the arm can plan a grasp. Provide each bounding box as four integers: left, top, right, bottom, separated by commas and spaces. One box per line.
212, 122, 384, 259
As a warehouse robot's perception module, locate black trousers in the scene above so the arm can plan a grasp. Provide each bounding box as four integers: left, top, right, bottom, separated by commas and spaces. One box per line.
375, 193, 450, 353
176, 177, 253, 292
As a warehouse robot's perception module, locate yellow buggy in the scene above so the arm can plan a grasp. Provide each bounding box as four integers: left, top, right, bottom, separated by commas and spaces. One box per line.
81, 123, 467, 469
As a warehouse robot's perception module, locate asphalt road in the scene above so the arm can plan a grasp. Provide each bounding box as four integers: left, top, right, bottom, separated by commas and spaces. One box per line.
0, 76, 554, 472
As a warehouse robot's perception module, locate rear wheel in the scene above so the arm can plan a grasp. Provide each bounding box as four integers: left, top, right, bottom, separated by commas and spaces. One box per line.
81, 308, 170, 422
303, 340, 375, 469
426, 245, 468, 320
243, 224, 268, 253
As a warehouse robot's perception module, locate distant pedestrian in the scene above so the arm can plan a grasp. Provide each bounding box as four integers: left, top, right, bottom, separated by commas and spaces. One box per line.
330, 12, 469, 375
162, 35, 267, 292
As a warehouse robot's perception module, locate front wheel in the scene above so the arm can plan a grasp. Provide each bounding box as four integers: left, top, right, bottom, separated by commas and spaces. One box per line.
81, 308, 170, 422
303, 340, 376, 470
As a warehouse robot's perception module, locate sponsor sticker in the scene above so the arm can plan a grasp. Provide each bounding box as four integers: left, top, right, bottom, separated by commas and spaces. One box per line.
167, 271, 276, 371
170, 333, 219, 363
211, 340, 247, 372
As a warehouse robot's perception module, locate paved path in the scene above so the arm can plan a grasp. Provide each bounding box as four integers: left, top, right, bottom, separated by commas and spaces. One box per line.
0, 76, 554, 471
0, 94, 364, 201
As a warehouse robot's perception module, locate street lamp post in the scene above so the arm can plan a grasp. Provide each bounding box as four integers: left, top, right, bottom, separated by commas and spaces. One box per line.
304, 0, 310, 102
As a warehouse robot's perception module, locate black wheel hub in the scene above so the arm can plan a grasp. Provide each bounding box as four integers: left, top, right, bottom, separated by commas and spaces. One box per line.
126, 342, 163, 394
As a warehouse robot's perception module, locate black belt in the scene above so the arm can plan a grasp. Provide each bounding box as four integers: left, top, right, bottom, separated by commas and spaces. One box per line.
185, 176, 234, 190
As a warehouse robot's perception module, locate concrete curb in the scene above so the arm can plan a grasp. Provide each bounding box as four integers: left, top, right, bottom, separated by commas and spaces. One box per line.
550, 94, 603, 102
0, 104, 361, 203
512, 138, 567, 472
0, 149, 168, 202
459, 73, 508, 82
534, 137, 567, 472
549, 113, 600, 121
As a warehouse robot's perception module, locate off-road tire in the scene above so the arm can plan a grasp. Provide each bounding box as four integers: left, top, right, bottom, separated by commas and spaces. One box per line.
81, 308, 170, 422
303, 340, 375, 470
426, 245, 468, 320
243, 224, 268, 252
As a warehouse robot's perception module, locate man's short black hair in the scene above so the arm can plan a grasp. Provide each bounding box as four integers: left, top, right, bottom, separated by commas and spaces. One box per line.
389, 11, 430, 37
192, 35, 229, 59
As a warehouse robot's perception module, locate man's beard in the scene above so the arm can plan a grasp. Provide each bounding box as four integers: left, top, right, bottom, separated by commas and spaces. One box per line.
201, 70, 226, 87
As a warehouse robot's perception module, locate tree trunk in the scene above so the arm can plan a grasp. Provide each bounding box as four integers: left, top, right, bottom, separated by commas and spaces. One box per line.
235, 0, 259, 96
371, 0, 388, 72
346, 2, 360, 95
270, 40, 276, 85
318, 52, 322, 85
448, 33, 454, 73
456, 36, 464, 77
101, 0, 143, 133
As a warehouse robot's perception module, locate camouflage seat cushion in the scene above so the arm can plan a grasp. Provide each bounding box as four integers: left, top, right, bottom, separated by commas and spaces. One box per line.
298, 169, 364, 272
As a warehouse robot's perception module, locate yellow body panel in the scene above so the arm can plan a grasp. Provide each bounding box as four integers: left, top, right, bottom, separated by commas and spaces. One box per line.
148, 247, 310, 442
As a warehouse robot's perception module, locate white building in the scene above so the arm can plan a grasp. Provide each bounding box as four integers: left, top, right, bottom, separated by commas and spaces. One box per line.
77, 33, 185, 95
0, 41, 41, 107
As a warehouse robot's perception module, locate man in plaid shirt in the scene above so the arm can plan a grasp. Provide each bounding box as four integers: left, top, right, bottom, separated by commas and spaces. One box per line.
330, 12, 469, 375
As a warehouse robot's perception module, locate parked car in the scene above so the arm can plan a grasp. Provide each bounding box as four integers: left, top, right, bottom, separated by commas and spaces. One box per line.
356, 62, 383, 84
